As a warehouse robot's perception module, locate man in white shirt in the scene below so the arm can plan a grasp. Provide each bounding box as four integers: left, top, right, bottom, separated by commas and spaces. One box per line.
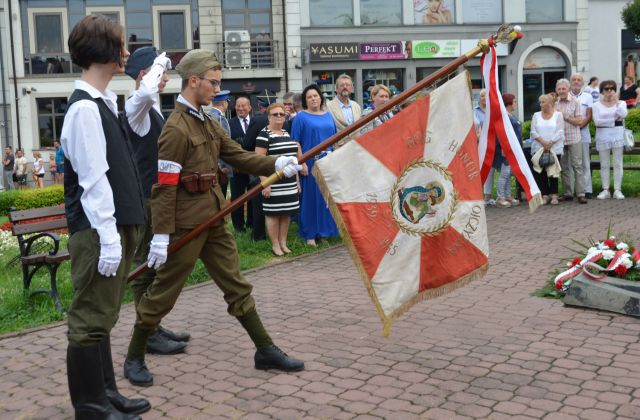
60, 14, 149, 418
124, 46, 191, 356
326, 74, 362, 146
14, 149, 27, 189
569, 73, 594, 199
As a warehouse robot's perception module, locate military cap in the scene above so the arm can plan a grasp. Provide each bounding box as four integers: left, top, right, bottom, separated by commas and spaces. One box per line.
213, 90, 230, 102
175, 49, 220, 79
125, 46, 157, 80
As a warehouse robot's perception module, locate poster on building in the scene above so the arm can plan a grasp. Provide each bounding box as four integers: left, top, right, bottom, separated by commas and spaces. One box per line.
412, 40, 460, 59
461, 0, 502, 23
621, 30, 640, 83
414, 0, 455, 25
309, 43, 359, 62
360, 42, 406, 60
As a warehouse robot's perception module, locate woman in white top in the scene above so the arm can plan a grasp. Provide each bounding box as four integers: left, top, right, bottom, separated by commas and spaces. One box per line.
529, 93, 565, 205
592, 80, 628, 199
31, 151, 45, 188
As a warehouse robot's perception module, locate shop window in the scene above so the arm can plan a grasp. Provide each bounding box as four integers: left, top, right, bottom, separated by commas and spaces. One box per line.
309, 0, 354, 26
526, 0, 563, 23
160, 93, 179, 119
153, 5, 192, 51
413, 0, 455, 25
312, 70, 356, 102
37, 98, 67, 148
361, 0, 401, 25
461, 0, 503, 24
362, 69, 404, 109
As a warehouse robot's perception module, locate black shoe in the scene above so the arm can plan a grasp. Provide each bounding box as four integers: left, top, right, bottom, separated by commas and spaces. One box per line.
67, 343, 141, 419
585, 192, 593, 199
123, 358, 154, 387
146, 331, 187, 355
255, 345, 304, 372
99, 336, 151, 415
563, 195, 573, 201
578, 196, 588, 204
157, 325, 190, 343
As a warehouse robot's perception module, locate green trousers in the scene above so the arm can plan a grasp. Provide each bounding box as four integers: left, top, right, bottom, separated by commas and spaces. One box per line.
135, 221, 255, 330
130, 200, 155, 305
67, 225, 142, 346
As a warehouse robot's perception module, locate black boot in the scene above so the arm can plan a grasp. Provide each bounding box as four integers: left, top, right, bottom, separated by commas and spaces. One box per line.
255, 344, 305, 372
146, 330, 187, 355
67, 343, 140, 419
157, 325, 191, 342
99, 336, 151, 415
123, 357, 154, 387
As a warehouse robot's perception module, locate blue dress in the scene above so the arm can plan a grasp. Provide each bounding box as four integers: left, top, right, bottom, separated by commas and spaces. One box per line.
291, 111, 340, 240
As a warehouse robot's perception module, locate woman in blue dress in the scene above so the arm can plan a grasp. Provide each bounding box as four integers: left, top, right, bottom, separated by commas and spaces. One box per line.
291, 84, 340, 246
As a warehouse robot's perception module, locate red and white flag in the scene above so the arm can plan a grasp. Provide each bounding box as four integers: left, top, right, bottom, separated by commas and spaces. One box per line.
478, 46, 542, 209
314, 72, 489, 335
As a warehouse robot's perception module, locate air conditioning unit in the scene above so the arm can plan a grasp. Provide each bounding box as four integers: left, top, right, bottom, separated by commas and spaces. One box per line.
224, 30, 251, 69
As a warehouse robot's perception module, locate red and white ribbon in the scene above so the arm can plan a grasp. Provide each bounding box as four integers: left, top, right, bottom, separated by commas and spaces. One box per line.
478, 46, 541, 209
555, 249, 633, 289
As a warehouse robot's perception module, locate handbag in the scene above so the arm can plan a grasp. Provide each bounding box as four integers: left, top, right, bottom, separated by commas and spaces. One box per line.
624, 128, 635, 152
538, 150, 553, 168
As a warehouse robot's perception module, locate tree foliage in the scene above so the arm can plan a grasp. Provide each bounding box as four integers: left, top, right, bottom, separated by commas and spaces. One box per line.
622, 0, 640, 35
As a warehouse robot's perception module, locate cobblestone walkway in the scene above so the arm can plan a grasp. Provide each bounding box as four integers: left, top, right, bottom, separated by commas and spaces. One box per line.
2, 199, 640, 419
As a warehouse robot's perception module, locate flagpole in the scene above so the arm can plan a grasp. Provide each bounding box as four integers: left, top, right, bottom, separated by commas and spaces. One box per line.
127, 24, 522, 282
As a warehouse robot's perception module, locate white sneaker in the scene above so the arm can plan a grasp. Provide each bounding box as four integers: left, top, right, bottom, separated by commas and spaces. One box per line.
484, 198, 496, 206
613, 190, 625, 200
597, 190, 611, 200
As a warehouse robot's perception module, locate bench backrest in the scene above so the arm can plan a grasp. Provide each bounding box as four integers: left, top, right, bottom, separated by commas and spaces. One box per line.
9, 205, 67, 236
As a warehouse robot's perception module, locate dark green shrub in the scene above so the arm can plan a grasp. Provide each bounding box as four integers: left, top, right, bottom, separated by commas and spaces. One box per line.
0, 185, 64, 216
522, 120, 531, 140
625, 108, 640, 133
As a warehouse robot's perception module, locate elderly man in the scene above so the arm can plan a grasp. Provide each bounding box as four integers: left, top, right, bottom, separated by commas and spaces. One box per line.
123, 49, 304, 388
327, 74, 362, 146
555, 78, 586, 203
569, 73, 594, 199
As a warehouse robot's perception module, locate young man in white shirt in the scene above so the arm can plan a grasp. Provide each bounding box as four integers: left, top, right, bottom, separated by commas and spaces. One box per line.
60, 14, 149, 418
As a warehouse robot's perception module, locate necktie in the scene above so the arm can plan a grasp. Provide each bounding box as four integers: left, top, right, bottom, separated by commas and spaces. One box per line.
242, 118, 248, 133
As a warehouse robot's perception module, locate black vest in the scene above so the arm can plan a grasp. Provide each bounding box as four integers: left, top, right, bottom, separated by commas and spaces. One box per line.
64, 89, 145, 234
128, 107, 164, 198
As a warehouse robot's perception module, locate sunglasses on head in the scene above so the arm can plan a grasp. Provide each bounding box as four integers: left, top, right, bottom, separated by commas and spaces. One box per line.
270, 112, 286, 117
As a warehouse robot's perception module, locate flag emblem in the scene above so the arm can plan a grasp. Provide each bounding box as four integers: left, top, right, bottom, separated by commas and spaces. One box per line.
314, 72, 489, 335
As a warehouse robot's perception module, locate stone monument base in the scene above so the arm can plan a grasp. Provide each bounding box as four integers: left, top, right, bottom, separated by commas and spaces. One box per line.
563, 274, 640, 317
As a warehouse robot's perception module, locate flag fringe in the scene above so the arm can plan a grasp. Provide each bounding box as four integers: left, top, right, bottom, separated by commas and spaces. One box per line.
529, 193, 543, 213
313, 164, 489, 337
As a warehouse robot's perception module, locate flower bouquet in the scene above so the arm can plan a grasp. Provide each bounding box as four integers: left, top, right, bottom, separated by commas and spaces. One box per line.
554, 236, 640, 291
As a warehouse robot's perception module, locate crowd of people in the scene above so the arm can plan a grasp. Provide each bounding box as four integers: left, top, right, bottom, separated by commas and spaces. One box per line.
1, 140, 65, 190
478, 73, 631, 207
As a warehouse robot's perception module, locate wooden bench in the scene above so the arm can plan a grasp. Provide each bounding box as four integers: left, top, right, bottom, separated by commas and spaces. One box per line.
590, 161, 640, 171
9, 205, 70, 312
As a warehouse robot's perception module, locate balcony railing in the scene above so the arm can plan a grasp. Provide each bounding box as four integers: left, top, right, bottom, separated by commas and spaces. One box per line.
215, 40, 279, 70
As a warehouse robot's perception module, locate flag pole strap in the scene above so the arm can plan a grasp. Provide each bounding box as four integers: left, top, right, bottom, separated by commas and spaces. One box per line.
127, 24, 522, 283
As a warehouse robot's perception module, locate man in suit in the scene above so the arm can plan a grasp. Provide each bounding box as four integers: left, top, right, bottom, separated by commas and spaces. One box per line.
326, 74, 362, 147
229, 97, 254, 232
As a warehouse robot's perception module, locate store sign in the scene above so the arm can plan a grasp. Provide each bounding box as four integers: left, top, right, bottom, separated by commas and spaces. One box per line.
621, 29, 640, 49
412, 40, 460, 58
310, 43, 359, 62
360, 42, 406, 60
460, 40, 508, 56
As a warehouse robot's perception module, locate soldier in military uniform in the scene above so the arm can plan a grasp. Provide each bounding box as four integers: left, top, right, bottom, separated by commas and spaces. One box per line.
124, 46, 191, 355
61, 15, 150, 418
123, 49, 305, 387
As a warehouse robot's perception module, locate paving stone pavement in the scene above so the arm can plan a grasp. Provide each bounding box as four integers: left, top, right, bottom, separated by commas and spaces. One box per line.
2, 199, 640, 419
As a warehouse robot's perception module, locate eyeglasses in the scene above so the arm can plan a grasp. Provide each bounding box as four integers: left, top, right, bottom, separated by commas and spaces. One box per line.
603, 87, 616, 92
198, 77, 221, 88
270, 112, 286, 117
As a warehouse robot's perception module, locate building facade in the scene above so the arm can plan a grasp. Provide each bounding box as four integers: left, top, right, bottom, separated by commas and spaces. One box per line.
4, 0, 288, 158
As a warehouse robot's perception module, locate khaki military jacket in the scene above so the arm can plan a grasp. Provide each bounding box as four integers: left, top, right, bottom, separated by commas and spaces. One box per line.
151, 102, 276, 233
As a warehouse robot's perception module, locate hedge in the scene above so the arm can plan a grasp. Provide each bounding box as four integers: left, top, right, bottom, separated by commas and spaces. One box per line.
0, 185, 64, 216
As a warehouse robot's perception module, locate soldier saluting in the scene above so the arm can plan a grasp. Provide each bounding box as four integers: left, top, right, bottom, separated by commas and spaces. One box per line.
123, 49, 305, 387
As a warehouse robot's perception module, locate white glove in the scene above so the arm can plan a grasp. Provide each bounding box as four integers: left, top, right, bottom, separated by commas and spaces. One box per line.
98, 240, 122, 277
147, 233, 170, 269
275, 156, 303, 178
154, 52, 172, 70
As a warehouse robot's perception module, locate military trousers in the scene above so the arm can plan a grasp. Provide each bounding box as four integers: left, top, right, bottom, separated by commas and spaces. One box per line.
130, 200, 155, 304
67, 225, 142, 346
135, 221, 255, 330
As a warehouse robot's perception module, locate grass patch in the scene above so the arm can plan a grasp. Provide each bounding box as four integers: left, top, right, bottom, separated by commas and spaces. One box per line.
0, 222, 341, 335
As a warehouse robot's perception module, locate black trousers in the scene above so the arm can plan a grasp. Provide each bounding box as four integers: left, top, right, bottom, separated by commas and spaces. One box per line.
230, 173, 252, 231
250, 188, 265, 241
